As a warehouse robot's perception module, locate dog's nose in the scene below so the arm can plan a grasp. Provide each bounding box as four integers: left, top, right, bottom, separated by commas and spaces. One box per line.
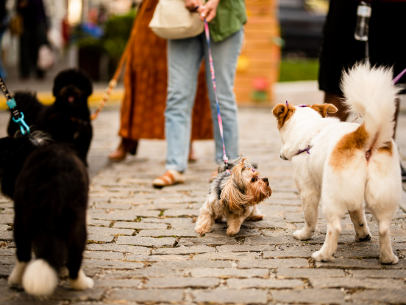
262, 177, 268, 182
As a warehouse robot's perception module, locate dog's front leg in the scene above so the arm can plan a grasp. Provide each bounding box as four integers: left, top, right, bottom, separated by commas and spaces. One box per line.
293, 190, 319, 240
195, 197, 216, 235
226, 215, 244, 236
312, 215, 341, 262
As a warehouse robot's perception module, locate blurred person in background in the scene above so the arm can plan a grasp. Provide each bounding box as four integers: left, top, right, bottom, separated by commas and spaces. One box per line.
319, 0, 406, 180
108, 0, 213, 163
0, 0, 9, 79
17, 0, 48, 79
152, 0, 245, 188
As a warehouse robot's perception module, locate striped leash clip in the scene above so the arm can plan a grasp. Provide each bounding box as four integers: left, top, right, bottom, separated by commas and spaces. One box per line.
0, 76, 30, 135
204, 19, 230, 173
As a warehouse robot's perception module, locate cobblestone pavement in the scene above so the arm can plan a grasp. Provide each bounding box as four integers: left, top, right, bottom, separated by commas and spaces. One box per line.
1, 106, 406, 305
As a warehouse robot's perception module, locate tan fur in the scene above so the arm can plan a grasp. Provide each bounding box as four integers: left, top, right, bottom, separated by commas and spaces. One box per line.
195, 158, 272, 236
273, 104, 296, 129
310, 104, 338, 118
329, 124, 368, 170
378, 141, 393, 156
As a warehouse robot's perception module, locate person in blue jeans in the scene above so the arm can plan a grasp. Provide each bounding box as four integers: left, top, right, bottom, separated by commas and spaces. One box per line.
152, 0, 246, 188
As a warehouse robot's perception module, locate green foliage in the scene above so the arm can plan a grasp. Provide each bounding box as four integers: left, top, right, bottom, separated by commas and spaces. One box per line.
279, 59, 319, 82
102, 10, 136, 58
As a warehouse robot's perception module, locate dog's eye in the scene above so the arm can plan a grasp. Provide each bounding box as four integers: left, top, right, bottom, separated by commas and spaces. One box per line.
251, 177, 256, 182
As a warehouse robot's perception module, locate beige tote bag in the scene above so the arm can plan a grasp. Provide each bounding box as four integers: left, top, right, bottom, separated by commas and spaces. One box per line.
149, 0, 204, 39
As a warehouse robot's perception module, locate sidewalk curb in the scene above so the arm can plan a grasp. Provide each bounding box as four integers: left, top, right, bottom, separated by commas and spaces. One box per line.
0, 89, 124, 110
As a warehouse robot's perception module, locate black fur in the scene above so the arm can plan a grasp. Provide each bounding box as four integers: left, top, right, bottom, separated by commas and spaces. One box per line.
7, 69, 93, 166
0, 134, 89, 280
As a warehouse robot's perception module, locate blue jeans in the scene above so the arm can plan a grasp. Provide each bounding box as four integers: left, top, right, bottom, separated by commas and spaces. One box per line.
165, 28, 244, 172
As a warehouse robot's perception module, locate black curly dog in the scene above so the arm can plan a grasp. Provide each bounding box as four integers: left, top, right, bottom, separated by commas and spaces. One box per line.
7, 69, 93, 166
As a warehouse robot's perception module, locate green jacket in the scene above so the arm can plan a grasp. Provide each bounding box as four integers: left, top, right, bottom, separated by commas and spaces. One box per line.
209, 0, 247, 42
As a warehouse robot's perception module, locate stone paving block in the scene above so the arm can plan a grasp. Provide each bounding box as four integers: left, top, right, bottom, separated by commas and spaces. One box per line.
178, 237, 238, 246
84, 251, 124, 260
0, 231, 13, 241
271, 289, 344, 304
263, 247, 320, 258
86, 244, 150, 255
277, 267, 345, 278
116, 236, 176, 247
88, 227, 134, 236
239, 259, 310, 269
217, 245, 275, 252
145, 277, 220, 288
82, 259, 143, 269
315, 258, 384, 269
51, 287, 105, 301
88, 219, 111, 227
95, 203, 132, 210
137, 229, 199, 237
152, 245, 216, 255
0, 248, 14, 256
204, 228, 261, 237
241, 220, 290, 229
193, 289, 268, 304
108, 288, 184, 302
351, 289, 406, 303
95, 279, 141, 287
227, 278, 304, 289
151, 259, 234, 269
349, 269, 406, 278
245, 235, 304, 245
126, 254, 190, 262
87, 234, 115, 243
162, 209, 200, 217
113, 222, 167, 230
99, 269, 186, 279
190, 268, 269, 278
193, 252, 258, 261
310, 277, 406, 289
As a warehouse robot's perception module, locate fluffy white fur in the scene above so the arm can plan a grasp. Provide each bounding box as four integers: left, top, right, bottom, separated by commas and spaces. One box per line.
70, 269, 94, 290
8, 260, 27, 286
274, 63, 401, 264
22, 259, 58, 296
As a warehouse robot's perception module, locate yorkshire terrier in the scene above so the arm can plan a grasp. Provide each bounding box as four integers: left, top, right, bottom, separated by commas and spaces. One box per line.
195, 157, 272, 236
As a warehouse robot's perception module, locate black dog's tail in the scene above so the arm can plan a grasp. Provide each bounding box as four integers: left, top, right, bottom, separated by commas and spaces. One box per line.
22, 234, 66, 296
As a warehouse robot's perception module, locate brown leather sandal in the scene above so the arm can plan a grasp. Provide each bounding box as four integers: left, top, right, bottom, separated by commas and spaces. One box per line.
108, 138, 139, 161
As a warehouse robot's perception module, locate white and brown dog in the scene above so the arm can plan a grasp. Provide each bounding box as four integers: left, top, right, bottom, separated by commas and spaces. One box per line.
272, 63, 401, 264
195, 158, 272, 236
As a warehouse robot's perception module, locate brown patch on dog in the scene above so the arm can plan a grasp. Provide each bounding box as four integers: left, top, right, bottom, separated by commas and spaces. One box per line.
329, 124, 369, 170
377, 141, 393, 156
272, 103, 296, 129
310, 104, 338, 118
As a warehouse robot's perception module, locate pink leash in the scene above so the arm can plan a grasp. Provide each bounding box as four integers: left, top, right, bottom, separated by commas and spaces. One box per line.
204, 19, 230, 173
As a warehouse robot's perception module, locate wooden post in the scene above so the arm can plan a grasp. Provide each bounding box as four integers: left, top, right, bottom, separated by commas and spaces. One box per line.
235, 0, 280, 105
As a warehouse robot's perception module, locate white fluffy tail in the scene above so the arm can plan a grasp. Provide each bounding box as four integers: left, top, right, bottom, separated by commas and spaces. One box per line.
22, 259, 58, 296
341, 63, 402, 149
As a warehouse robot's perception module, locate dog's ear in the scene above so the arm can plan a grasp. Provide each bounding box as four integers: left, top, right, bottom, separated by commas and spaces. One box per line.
310, 104, 338, 118
272, 103, 295, 129
272, 104, 288, 119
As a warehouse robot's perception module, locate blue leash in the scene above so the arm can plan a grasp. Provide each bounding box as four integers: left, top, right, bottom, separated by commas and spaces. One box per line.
0, 76, 30, 135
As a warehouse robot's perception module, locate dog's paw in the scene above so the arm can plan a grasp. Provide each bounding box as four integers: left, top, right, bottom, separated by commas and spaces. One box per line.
311, 250, 334, 262
195, 226, 210, 236
70, 272, 94, 290
355, 233, 372, 242
379, 253, 399, 265
226, 227, 239, 236
293, 229, 313, 241
8, 270, 23, 286
247, 215, 264, 221
8, 262, 27, 286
